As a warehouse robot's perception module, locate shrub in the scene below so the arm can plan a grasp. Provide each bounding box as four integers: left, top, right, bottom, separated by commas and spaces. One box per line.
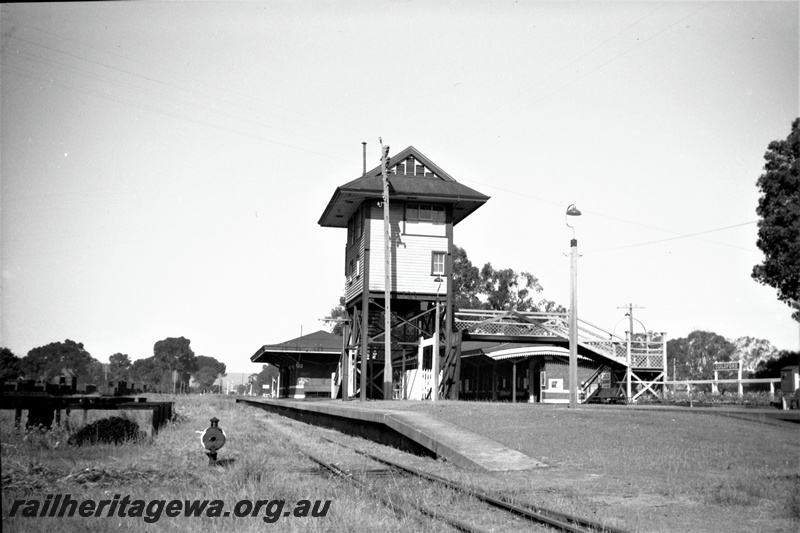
68, 416, 145, 446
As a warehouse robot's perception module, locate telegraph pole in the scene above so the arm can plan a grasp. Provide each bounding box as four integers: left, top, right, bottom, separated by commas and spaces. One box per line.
380, 139, 393, 400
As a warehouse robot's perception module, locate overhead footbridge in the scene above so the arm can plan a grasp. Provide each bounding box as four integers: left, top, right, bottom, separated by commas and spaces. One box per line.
453, 309, 667, 402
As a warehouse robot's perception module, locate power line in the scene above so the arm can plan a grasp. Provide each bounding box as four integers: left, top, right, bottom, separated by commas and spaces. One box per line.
1, 29, 355, 163
2, 19, 363, 141
459, 176, 759, 253
446, 2, 669, 145
446, 2, 713, 145
585, 221, 758, 253
1, 59, 351, 163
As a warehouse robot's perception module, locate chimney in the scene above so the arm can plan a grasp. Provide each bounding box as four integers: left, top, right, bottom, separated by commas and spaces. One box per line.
362, 142, 367, 176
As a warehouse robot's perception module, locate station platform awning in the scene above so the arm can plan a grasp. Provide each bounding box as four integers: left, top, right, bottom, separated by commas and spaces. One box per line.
461, 342, 592, 362
251, 330, 342, 368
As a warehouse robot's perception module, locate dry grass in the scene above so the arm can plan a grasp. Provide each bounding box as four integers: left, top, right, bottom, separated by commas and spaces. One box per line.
1, 395, 450, 532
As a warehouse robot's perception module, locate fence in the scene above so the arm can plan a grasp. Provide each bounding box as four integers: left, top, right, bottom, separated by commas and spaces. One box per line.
663, 378, 781, 396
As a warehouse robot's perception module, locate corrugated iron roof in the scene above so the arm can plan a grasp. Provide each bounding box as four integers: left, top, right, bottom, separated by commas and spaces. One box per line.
488, 345, 570, 360
462, 343, 592, 362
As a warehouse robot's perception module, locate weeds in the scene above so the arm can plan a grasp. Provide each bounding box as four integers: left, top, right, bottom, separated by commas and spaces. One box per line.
707, 474, 800, 522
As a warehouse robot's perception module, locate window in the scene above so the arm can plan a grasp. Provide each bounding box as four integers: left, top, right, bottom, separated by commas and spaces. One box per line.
431, 251, 446, 276
346, 255, 361, 283
419, 204, 432, 221
354, 210, 362, 240
347, 217, 354, 245
406, 203, 445, 225
347, 211, 363, 246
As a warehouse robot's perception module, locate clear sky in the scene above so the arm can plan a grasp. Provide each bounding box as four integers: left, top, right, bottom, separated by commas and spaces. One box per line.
1, 1, 798, 374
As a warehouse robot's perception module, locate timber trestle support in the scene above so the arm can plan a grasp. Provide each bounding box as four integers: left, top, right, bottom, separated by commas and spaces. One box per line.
334, 298, 460, 401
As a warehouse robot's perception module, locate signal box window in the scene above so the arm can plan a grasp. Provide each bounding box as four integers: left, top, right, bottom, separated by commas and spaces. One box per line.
431, 251, 446, 276
406, 203, 445, 224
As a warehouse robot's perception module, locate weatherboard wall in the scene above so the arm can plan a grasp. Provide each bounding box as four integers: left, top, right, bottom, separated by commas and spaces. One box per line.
364, 202, 451, 297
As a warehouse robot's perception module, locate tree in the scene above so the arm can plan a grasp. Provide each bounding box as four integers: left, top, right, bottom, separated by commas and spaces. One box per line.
752, 118, 800, 321
479, 264, 544, 311
251, 364, 280, 395
456, 246, 565, 312
193, 366, 222, 392
732, 336, 779, 373
0, 347, 21, 383
19, 340, 103, 386
153, 337, 198, 392
452, 246, 481, 309
108, 353, 132, 381
192, 355, 226, 392
129, 356, 172, 393
667, 330, 736, 381
195, 355, 226, 377
324, 296, 348, 336
753, 350, 800, 378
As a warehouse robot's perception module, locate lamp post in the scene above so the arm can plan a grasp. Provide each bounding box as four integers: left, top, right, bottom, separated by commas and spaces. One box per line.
565, 204, 582, 409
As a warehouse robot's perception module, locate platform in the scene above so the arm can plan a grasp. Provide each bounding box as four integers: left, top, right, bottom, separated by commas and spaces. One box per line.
237, 398, 544, 472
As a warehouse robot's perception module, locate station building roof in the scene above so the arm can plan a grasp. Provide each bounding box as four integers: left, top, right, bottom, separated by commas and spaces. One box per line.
318, 145, 489, 228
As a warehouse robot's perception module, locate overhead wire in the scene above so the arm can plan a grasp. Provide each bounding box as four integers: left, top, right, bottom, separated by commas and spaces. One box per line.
446, 2, 713, 146
1, 28, 355, 163
2, 6, 757, 258
447, 1, 669, 145
583, 220, 758, 253
459, 176, 759, 253
2, 18, 364, 141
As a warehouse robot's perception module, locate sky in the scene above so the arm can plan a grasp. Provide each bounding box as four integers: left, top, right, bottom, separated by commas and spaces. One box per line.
1, 1, 798, 374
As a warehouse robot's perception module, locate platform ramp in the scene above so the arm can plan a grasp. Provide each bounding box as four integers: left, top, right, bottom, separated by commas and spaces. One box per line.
237, 398, 543, 472
382, 410, 543, 471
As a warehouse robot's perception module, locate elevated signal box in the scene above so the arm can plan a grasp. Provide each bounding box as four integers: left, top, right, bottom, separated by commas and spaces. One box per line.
319, 146, 489, 399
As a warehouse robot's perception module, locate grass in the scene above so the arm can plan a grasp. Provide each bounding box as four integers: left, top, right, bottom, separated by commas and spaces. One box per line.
353, 400, 800, 531
1, 395, 449, 532
2, 395, 799, 532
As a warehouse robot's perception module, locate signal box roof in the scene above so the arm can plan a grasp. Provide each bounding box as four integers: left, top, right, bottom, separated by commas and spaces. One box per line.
318, 146, 489, 228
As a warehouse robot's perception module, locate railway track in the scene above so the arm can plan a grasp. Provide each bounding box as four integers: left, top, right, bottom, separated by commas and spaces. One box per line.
312, 435, 628, 533
257, 411, 629, 533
